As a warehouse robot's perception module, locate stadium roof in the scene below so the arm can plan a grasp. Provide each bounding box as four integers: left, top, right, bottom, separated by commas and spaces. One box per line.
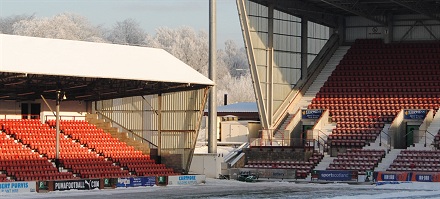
216, 102, 258, 113
0, 34, 213, 101
250, 0, 440, 28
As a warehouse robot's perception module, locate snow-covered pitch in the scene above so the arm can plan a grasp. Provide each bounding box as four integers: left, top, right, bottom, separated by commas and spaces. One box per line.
2, 178, 440, 199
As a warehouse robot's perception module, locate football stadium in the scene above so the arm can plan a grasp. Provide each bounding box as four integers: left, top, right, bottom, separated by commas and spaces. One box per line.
1, 0, 440, 197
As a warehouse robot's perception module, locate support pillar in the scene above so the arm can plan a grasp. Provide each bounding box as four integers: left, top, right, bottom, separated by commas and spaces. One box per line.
208, 0, 217, 154
301, 18, 308, 80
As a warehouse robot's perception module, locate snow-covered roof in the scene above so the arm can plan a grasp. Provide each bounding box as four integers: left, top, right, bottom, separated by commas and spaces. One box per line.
0, 34, 213, 86
216, 102, 258, 113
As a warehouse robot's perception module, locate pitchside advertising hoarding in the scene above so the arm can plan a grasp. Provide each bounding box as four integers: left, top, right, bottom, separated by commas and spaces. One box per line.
375, 172, 440, 182
0, 181, 36, 194
116, 176, 156, 187
237, 169, 296, 179
313, 170, 358, 181
54, 179, 100, 191
167, 175, 206, 186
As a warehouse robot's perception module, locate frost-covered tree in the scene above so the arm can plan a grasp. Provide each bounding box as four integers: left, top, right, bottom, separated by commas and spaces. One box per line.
222, 40, 249, 77
107, 18, 145, 45
12, 13, 105, 42
146, 26, 254, 104
217, 73, 254, 105
1, 11, 255, 104
0, 14, 34, 34
145, 26, 209, 75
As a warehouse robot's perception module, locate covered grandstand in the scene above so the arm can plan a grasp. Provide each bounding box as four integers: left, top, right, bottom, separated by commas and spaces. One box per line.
233, 0, 440, 181
0, 33, 213, 183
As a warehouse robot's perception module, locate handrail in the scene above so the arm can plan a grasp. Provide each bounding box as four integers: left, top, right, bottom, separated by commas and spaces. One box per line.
96, 111, 157, 148
317, 136, 327, 154
403, 129, 436, 148
44, 115, 86, 122
423, 130, 435, 147
317, 129, 329, 154
380, 130, 392, 151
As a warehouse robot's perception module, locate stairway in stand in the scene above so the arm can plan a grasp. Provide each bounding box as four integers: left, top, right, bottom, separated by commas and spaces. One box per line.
85, 114, 151, 155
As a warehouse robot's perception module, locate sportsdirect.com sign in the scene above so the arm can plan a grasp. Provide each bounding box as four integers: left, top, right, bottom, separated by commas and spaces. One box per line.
54, 179, 100, 191
0, 181, 36, 194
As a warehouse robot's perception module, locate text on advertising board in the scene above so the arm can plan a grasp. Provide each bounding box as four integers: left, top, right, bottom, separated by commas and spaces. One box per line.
302, 109, 323, 119
0, 182, 35, 194
54, 179, 100, 191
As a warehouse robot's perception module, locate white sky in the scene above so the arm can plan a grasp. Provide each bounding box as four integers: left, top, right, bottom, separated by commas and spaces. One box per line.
0, 0, 244, 48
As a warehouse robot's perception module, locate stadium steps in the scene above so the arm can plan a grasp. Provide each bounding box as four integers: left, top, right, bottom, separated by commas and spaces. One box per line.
411, 111, 440, 150
375, 149, 402, 172
86, 114, 151, 155
364, 124, 391, 151
304, 154, 336, 180
313, 154, 336, 171
274, 46, 350, 137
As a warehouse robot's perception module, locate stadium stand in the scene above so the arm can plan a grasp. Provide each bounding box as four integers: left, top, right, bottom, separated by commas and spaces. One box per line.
387, 150, 440, 172
309, 39, 440, 149
0, 118, 177, 181
50, 120, 176, 176
305, 39, 440, 174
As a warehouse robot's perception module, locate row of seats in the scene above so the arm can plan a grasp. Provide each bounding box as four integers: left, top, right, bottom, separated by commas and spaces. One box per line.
387, 150, 440, 172
336, 64, 440, 71
320, 87, 440, 93
332, 68, 440, 76
344, 54, 440, 60
327, 149, 386, 175
244, 151, 323, 179
0, 130, 75, 181
314, 97, 440, 105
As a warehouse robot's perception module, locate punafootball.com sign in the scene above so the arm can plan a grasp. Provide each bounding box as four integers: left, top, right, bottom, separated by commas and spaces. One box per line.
54, 179, 100, 191
0, 181, 36, 194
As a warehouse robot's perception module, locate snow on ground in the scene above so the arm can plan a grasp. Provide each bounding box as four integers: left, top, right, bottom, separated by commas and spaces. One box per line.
3, 179, 440, 199
194, 129, 236, 156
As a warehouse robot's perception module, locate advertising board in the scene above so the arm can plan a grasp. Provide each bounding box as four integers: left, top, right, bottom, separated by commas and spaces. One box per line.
54, 179, 100, 191
116, 177, 156, 187
317, 170, 357, 181
167, 175, 206, 186
0, 181, 36, 194
301, 109, 323, 119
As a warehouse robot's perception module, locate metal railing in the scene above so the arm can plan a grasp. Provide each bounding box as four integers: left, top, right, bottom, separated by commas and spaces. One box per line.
404, 129, 435, 148
96, 111, 157, 149
379, 130, 392, 151
249, 138, 315, 149
44, 115, 85, 122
